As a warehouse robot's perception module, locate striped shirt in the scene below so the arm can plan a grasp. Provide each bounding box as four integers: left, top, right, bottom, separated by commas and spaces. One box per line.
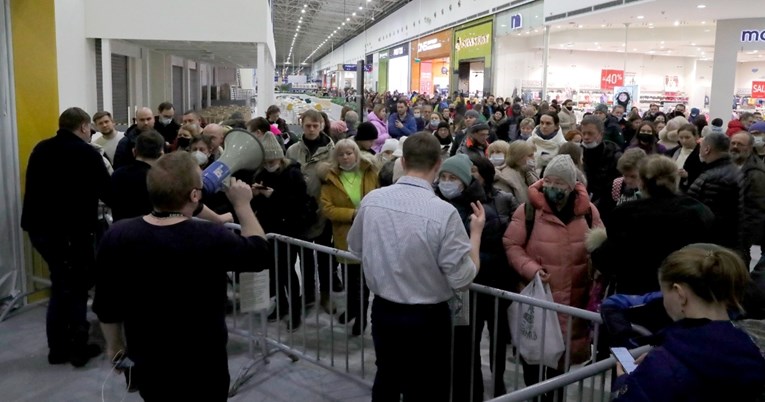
347, 176, 477, 304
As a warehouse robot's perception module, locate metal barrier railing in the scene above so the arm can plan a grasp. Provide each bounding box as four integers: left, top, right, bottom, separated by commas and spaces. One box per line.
223, 225, 650, 401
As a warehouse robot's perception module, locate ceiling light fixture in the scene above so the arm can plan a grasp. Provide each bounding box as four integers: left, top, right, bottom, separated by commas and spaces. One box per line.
673, 20, 680, 26
301, 9, 305, 13
359, 6, 363, 10
637, 15, 644, 19
578, 25, 583, 29
352, 12, 356, 16
697, 4, 706, 8
346, 17, 350, 21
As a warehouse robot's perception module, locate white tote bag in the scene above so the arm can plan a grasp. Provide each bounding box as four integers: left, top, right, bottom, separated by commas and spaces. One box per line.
508, 272, 565, 368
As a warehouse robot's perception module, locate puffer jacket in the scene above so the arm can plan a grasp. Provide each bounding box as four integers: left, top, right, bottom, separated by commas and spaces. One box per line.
687, 156, 742, 250
726, 119, 747, 137
285, 133, 335, 239
740, 153, 765, 249
503, 181, 604, 363
367, 111, 389, 153
558, 108, 577, 135
319, 158, 378, 254
527, 126, 566, 176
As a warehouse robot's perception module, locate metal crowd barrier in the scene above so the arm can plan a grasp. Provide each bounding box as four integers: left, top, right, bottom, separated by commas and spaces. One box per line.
222, 225, 651, 401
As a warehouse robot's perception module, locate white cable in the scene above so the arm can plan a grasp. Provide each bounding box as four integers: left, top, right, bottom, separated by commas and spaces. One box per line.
101, 351, 131, 402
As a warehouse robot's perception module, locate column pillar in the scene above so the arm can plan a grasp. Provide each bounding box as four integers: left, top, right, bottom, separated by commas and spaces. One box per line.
101, 38, 113, 113
256, 42, 275, 115
709, 21, 738, 124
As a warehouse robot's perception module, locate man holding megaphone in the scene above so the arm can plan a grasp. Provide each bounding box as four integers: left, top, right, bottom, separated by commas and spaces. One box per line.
286, 109, 342, 312
202, 128, 265, 195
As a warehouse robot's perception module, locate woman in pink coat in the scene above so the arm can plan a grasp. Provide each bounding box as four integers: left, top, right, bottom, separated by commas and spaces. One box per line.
367, 104, 389, 153
503, 154, 603, 393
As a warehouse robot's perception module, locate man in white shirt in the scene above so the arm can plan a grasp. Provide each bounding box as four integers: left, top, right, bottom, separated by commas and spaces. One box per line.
91, 111, 124, 163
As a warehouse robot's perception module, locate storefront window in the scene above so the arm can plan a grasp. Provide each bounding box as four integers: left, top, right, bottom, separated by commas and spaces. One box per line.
494, 1, 544, 102
453, 19, 493, 98
411, 29, 451, 96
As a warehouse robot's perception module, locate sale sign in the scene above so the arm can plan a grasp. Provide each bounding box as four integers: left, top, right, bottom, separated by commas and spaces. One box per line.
752, 81, 765, 99
601, 69, 624, 90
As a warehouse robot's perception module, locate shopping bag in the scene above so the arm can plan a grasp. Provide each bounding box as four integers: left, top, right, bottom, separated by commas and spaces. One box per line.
508, 272, 565, 368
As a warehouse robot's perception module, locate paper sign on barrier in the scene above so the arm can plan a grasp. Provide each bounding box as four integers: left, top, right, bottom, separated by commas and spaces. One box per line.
239, 271, 270, 313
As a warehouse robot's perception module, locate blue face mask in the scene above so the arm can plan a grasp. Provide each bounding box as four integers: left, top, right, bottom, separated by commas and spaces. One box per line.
430, 119, 441, 127
438, 181, 463, 199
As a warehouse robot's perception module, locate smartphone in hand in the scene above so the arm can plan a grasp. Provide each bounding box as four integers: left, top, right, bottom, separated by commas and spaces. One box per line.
611, 347, 638, 374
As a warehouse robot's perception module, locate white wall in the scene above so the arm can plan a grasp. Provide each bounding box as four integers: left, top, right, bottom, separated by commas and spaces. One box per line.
736, 61, 765, 93
54, 0, 97, 113
313, 0, 537, 72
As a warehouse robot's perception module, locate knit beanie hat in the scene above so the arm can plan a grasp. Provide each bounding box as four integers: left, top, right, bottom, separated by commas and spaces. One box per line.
750, 121, 765, 134
381, 138, 399, 153
594, 104, 609, 114
439, 154, 473, 186
437, 121, 450, 131
355, 121, 378, 141
261, 132, 284, 161
465, 110, 481, 119
544, 154, 577, 189
393, 136, 407, 157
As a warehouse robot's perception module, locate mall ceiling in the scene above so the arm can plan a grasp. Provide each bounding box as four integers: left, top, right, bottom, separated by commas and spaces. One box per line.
272, 0, 409, 72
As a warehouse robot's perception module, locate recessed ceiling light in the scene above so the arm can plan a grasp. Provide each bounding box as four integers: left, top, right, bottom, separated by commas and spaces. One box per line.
673, 20, 680, 26
501, 24, 506, 27
342, 22, 345, 25
301, 9, 305, 13
637, 15, 644, 19
701, 21, 706, 24
352, 12, 356, 16
594, 42, 599, 45
601, 24, 606, 27
691, 42, 696, 45
697, 4, 706, 8
661, 41, 665, 44
359, 6, 363, 10
578, 25, 583, 28
648, 50, 655, 54
633, 48, 637, 51
346, 17, 350, 21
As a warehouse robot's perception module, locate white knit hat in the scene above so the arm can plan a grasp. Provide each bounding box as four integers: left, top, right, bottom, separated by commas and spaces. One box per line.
393, 136, 407, 157
544, 154, 577, 189
382, 138, 399, 154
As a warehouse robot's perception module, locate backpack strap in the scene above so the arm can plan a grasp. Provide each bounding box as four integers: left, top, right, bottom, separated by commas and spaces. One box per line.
524, 202, 535, 245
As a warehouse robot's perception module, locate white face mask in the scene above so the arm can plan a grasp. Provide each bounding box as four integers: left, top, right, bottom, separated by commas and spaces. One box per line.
192, 150, 208, 166
414, 113, 421, 118
490, 154, 505, 166
438, 180, 463, 199
160, 117, 173, 125
754, 136, 765, 148
340, 162, 358, 171
430, 119, 441, 127
582, 141, 600, 149
264, 163, 280, 172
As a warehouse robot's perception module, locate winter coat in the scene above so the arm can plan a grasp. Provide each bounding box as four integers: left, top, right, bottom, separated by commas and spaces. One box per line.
285, 133, 335, 240
604, 115, 625, 148
494, 165, 537, 205
320, 158, 378, 253
687, 156, 742, 250
558, 108, 577, 135
112, 124, 141, 170
726, 119, 747, 137
366, 111, 389, 154
590, 193, 715, 295
250, 160, 310, 237
582, 140, 623, 221
503, 181, 604, 363
666, 145, 704, 193
611, 319, 765, 402
456, 136, 488, 159
387, 111, 417, 139
527, 127, 566, 176
740, 153, 765, 249
153, 118, 182, 145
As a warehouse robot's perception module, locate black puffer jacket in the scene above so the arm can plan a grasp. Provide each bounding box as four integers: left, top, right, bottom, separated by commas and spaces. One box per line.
250, 161, 311, 237
688, 156, 742, 250
583, 140, 623, 222
591, 193, 715, 295
740, 154, 765, 249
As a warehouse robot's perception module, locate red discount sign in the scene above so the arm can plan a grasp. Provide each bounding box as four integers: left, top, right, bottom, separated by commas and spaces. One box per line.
601, 69, 624, 90
753, 81, 765, 99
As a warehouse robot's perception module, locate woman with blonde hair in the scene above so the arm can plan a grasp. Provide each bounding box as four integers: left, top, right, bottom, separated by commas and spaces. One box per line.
612, 244, 765, 401
320, 139, 378, 336
494, 140, 538, 204
172, 123, 202, 151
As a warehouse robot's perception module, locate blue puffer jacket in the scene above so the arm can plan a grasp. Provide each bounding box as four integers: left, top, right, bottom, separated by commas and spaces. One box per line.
612, 318, 765, 402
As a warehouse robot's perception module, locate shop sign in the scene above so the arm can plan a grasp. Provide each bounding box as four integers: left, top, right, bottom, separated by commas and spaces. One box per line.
380, 45, 409, 60
753, 81, 765, 98
454, 21, 493, 67
418, 38, 442, 53
510, 14, 523, 30
342, 64, 373, 72
741, 30, 765, 43
600, 69, 624, 90
412, 30, 451, 59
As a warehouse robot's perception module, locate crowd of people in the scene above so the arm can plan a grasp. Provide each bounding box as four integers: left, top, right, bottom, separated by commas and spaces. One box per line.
20, 90, 765, 401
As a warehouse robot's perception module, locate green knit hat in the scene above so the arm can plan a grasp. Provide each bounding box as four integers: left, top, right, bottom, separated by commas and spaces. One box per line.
439, 154, 473, 186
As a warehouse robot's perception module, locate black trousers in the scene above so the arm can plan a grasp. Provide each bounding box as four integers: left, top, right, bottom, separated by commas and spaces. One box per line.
270, 239, 302, 318
29, 233, 95, 353
371, 296, 452, 402
521, 356, 564, 402
302, 223, 343, 300
342, 263, 370, 328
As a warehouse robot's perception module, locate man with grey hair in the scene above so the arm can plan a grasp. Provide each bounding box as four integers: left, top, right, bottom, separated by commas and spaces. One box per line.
113, 107, 156, 169
344, 110, 359, 137
730, 131, 765, 263
688, 132, 742, 251
203, 123, 226, 161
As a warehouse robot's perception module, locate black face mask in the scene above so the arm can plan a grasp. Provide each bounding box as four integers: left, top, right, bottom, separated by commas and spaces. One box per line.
177, 137, 191, 149
637, 133, 655, 144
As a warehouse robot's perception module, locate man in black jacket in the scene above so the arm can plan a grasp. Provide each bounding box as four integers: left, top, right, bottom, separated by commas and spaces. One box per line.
110, 130, 165, 221
593, 104, 625, 148
581, 116, 623, 223
153, 102, 181, 145
21, 107, 113, 367
112, 107, 155, 169
730, 131, 765, 264
688, 133, 743, 251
